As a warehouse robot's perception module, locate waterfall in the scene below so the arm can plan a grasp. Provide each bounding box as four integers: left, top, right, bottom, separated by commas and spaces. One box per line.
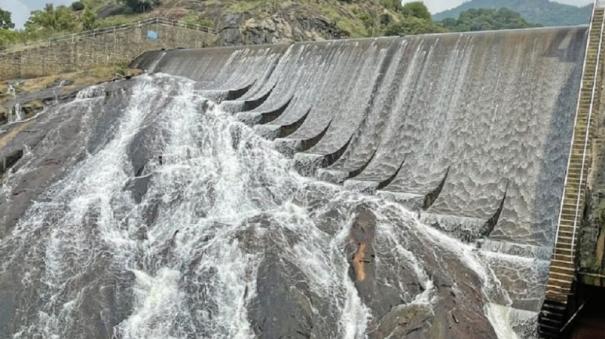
0, 74, 532, 339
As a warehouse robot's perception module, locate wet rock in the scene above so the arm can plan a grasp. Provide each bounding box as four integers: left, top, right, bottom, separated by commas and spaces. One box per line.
249, 253, 315, 339
0, 106, 7, 125
347, 207, 377, 299
371, 304, 434, 339
20, 99, 44, 118
124, 175, 153, 203
0, 273, 18, 336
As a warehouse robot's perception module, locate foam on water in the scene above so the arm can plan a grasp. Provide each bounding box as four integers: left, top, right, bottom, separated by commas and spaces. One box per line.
0, 74, 535, 338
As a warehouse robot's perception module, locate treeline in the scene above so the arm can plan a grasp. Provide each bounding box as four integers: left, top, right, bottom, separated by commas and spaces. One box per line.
0, 0, 159, 49
0, 2, 98, 49
375, 2, 537, 36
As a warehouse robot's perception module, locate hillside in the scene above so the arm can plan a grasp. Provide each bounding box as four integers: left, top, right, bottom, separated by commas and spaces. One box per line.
433, 0, 592, 27
82, 0, 419, 45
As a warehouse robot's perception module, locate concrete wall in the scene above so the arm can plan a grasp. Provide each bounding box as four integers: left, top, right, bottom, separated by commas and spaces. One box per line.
0, 22, 215, 80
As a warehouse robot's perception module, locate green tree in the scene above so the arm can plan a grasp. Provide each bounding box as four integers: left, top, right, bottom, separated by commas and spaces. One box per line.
401, 1, 431, 21
81, 7, 96, 30
0, 29, 17, 49
381, 0, 403, 12
0, 8, 14, 29
71, 2, 85, 11
384, 16, 445, 36
25, 4, 77, 33
120, 0, 160, 13
440, 8, 538, 32
384, 1, 444, 36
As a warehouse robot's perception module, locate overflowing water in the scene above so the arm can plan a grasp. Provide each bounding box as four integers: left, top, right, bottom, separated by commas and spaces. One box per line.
0, 74, 536, 338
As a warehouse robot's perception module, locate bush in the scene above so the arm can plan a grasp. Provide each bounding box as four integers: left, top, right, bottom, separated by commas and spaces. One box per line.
384, 16, 445, 36
81, 8, 96, 30
401, 2, 431, 21
440, 8, 537, 32
0, 8, 14, 29
71, 2, 85, 11
0, 29, 17, 49
25, 5, 77, 34
381, 0, 403, 12
120, 0, 161, 13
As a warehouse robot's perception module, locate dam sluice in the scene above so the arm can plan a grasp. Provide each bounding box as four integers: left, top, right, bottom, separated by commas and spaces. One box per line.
0, 9, 601, 339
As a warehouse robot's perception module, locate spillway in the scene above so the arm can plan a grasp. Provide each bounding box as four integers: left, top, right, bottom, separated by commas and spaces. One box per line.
0, 26, 587, 338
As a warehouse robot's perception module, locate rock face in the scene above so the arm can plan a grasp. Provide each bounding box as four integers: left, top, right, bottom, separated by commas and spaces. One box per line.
151, 0, 403, 46
217, 13, 347, 46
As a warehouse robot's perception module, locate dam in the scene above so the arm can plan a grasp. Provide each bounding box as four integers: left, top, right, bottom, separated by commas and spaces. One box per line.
0, 5, 602, 339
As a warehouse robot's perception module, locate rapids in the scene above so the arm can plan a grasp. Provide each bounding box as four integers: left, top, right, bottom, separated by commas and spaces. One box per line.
0, 75, 533, 338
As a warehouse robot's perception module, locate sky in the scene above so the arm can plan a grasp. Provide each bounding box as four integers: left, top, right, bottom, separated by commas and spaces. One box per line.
404, 0, 594, 13
0, 0, 73, 28
0, 0, 598, 28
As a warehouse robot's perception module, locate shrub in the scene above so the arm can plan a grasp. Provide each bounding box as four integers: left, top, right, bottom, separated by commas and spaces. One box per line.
71, 2, 85, 11
120, 0, 161, 13
401, 2, 431, 21
0, 8, 14, 29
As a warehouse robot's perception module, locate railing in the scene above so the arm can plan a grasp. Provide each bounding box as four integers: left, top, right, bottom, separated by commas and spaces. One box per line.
571, 6, 605, 258
553, 0, 604, 260
0, 17, 214, 55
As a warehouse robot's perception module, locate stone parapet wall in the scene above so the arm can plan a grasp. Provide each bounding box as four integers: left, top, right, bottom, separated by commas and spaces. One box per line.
0, 20, 215, 80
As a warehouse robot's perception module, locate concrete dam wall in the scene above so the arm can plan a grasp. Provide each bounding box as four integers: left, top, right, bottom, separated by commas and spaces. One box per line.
0, 26, 589, 338
135, 27, 586, 251
0, 18, 215, 80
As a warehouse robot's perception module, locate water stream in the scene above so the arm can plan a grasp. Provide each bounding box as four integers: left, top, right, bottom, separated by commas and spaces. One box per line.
0, 74, 534, 339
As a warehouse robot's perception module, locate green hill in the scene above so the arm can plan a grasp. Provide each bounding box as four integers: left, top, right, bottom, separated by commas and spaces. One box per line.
433, 0, 592, 27
1, 0, 447, 48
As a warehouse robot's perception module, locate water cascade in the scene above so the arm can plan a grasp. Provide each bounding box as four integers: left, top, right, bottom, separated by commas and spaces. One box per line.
0, 26, 588, 338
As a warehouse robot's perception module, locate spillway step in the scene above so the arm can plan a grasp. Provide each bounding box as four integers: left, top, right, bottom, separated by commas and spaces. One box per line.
538, 323, 563, 339
558, 216, 579, 223
552, 254, 575, 262
553, 248, 574, 256
561, 205, 583, 212
550, 258, 574, 266
556, 234, 576, 242
557, 221, 577, 227
554, 237, 577, 244
540, 315, 566, 328
546, 283, 573, 293
555, 230, 578, 237
554, 242, 577, 249
542, 301, 567, 312
545, 290, 572, 302
550, 266, 575, 275
565, 195, 578, 201
539, 298, 569, 339
547, 276, 574, 284
557, 221, 578, 226
560, 205, 584, 213
556, 229, 576, 236
561, 189, 583, 197
562, 195, 585, 203
556, 235, 576, 242
564, 173, 588, 179
549, 272, 575, 280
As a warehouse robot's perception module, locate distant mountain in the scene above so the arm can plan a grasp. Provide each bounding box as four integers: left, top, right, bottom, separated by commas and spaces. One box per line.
433, 0, 592, 27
